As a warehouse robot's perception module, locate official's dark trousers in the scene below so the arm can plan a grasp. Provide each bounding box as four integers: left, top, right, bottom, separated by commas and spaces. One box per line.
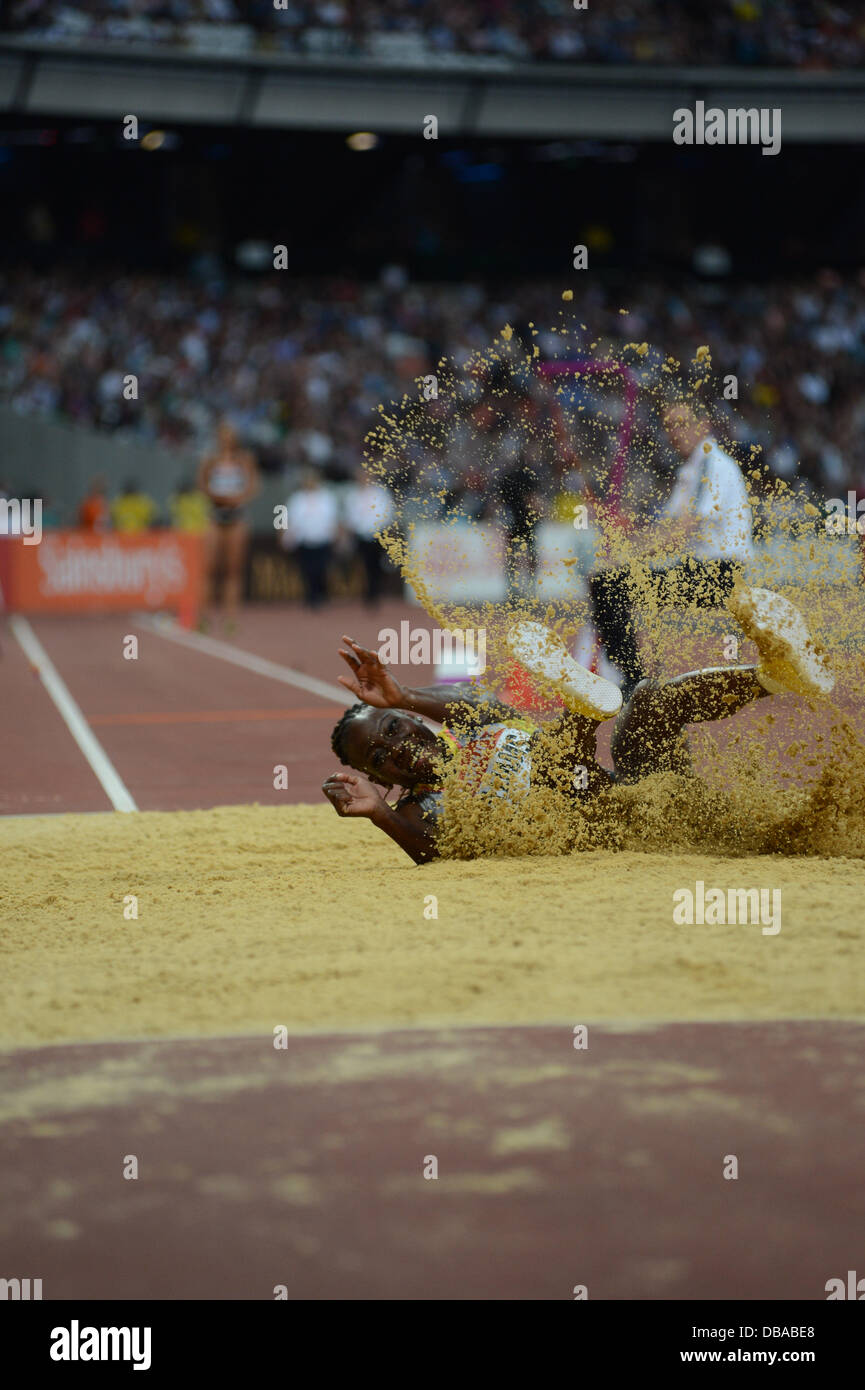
296, 542, 331, 607
588, 557, 741, 696
357, 536, 384, 604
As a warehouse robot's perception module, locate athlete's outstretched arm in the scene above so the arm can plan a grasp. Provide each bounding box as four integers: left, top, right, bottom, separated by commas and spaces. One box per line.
400, 684, 514, 726
322, 771, 439, 864
337, 635, 513, 725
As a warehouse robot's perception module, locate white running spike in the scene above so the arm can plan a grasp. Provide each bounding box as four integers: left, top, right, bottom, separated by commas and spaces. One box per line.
727, 584, 834, 699
507, 620, 623, 719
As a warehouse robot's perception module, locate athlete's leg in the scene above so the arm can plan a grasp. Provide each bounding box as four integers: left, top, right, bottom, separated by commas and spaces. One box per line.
530, 709, 613, 797
215, 526, 232, 609
612, 582, 836, 780
610, 666, 767, 781
222, 519, 250, 617
506, 620, 620, 795
540, 709, 602, 761
202, 523, 220, 611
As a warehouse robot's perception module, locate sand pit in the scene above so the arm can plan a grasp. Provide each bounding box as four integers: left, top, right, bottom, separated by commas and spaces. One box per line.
2, 804, 862, 1049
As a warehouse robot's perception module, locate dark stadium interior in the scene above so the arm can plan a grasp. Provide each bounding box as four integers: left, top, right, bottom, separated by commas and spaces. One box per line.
2, 122, 863, 506
1, 121, 863, 276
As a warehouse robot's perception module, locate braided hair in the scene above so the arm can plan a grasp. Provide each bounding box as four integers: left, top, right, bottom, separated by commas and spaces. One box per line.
331, 702, 369, 765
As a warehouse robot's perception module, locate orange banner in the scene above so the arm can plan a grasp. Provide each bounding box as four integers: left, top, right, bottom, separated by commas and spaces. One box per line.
0, 531, 205, 616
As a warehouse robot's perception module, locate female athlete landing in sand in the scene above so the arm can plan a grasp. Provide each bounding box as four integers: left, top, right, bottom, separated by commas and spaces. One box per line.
323, 585, 834, 864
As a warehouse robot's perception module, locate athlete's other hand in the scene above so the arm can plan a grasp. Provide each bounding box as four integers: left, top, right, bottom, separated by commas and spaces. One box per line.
337, 635, 405, 708
322, 771, 388, 819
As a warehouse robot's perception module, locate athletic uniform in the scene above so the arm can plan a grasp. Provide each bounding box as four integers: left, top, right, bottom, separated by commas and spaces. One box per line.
208, 460, 248, 525
404, 718, 537, 824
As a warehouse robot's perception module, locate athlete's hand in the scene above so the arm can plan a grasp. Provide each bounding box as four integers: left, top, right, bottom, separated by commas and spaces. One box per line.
322, 771, 388, 819
337, 635, 406, 708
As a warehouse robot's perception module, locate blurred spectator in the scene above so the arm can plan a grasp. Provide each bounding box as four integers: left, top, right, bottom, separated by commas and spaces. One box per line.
342, 467, 395, 606
111, 479, 158, 532
283, 470, 339, 608
78, 476, 110, 532
5, 0, 865, 69
169, 478, 212, 532
2, 266, 864, 508
198, 421, 259, 626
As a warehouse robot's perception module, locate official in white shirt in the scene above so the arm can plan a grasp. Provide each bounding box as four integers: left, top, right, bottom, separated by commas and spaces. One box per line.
589, 403, 755, 699
343, 469, 395, 606
284, 471, 339, 607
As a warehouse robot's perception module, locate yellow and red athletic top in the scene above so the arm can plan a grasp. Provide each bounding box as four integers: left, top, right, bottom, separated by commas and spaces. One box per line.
407, 718, 537, 821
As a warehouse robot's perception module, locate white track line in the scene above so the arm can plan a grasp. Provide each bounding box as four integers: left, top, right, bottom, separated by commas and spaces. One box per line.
9, 616, 138, 813
141, 614, 350, 705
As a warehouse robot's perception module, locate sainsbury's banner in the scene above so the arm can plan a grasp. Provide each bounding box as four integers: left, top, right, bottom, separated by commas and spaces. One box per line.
0, 531, 205, 614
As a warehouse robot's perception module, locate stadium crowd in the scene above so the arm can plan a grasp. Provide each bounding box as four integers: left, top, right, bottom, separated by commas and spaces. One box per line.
1, 266, 863, 502
4, 0, 865, 69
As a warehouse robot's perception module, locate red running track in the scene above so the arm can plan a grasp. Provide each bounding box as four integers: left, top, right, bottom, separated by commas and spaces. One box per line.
5, 599, 852, 816
1, 1021, 862, 1300
1, 601, 439, 814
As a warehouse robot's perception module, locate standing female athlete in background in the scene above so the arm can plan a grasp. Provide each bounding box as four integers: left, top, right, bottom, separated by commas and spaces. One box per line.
197, 421, 260, 631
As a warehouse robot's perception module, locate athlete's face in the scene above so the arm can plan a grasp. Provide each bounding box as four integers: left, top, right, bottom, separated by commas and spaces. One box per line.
342, 708, 440, 789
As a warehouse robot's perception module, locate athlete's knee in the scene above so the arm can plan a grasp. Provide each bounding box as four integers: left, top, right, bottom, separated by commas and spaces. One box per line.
613, 676, 681, 754
625, 676, 660, 711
